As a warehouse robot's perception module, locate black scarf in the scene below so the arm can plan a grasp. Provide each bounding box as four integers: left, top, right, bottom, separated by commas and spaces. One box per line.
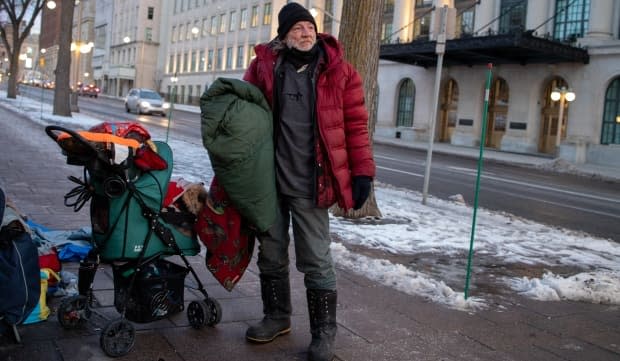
284, 43, 320, 70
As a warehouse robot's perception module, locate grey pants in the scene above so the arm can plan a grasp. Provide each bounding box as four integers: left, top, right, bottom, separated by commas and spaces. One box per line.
257, 196, 336, 290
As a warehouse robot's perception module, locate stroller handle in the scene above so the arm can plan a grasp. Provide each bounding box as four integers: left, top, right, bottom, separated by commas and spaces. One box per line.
45, 125, 100, 159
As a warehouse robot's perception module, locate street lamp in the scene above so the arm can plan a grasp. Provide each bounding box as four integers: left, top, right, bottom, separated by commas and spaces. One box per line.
309, 6, 340, 23
550, 87, 576, 148
166, 75, 178, 142
46, 1, 56, 10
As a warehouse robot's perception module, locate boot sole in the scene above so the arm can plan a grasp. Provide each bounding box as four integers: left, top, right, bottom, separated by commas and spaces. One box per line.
246, 327, 292, 343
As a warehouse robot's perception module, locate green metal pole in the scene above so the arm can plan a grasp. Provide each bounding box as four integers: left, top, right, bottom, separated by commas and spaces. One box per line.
464, 63, 493, 299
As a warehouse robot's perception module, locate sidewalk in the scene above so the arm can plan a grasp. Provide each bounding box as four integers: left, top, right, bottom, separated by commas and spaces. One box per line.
1, 106, 620, 361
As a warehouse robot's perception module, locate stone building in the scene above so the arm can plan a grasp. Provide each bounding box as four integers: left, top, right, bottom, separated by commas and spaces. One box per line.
378, 0, 620, 167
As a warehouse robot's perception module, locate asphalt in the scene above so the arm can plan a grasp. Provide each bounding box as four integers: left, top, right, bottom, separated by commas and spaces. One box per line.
1, 104, 620, 361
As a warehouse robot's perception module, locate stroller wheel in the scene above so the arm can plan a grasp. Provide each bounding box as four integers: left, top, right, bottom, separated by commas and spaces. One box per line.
205, 297, 222, 326
187, 300, 209, 329
58, 295, 91, 329
100, 318, 135, 358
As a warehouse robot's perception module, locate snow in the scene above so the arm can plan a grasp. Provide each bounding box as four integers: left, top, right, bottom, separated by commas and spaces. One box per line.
2, 90, 620, 312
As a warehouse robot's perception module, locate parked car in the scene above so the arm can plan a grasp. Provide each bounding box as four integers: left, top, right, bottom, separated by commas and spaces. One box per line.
78, 84, 100, 98
124, 88, 170, 116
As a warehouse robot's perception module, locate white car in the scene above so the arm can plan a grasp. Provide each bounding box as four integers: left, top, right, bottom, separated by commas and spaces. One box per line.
124, 88, 170, 116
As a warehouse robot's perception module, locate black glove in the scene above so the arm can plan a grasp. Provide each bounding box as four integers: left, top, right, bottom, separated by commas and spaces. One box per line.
352, 176, 372, 210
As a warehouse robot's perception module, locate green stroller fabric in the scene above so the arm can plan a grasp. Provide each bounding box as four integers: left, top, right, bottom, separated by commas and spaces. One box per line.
92, 141, 200, 261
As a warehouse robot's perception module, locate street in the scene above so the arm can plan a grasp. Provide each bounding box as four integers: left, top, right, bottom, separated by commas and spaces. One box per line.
18, 86, 620, 241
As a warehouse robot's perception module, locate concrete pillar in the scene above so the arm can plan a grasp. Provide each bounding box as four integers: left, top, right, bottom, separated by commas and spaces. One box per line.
526, 0, 550, 36
586, 0, 614, 38
473, 0, 494, 35
393, 0, 412, 43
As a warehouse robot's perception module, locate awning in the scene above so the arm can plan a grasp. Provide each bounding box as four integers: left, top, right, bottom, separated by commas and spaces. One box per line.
379, 31, 589, 68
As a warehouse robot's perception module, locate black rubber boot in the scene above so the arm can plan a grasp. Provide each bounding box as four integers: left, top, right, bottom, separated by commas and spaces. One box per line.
307, 289, 337, 361
246, 275, 292, 343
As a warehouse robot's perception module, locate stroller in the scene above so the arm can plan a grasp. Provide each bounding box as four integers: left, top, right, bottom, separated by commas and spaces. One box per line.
45, 123, 221, 357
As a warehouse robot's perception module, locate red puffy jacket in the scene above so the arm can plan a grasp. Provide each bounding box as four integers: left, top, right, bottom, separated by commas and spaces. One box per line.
244, 34, 375, 210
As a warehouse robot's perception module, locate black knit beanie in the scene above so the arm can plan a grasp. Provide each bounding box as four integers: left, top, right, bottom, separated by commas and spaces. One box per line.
277, 2, 317, 39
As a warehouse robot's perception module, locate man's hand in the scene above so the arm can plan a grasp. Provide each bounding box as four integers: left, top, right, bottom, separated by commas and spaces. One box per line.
352, 176, 372, 210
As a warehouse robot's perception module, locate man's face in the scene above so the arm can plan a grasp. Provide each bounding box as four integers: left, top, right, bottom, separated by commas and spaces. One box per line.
285, 21, 317, 51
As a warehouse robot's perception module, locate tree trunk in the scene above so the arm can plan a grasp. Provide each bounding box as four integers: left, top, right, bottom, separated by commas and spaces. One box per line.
6, 51, 20, 99
331, 0, 385, 219
0, 0, 45, 98
53, 0, 75, 117
4, 16, 25, 99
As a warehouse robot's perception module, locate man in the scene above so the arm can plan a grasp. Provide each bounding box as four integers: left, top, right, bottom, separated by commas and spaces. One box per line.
243, 3, 375, 361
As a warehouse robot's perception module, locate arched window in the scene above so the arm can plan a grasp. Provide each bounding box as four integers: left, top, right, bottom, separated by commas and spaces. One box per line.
601, 77, 620, 145
396, 79, 415, 127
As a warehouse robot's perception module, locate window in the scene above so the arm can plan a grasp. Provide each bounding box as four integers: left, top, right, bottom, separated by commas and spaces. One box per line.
381, 0, 394, 43
207, 49, 214, 70
226, 47, 233, 69
396, 79, 415, 127
171, 26, 176, 43
183, 51, 189, 72
236, 45, 244, 68
211, 16, 217, 35
251, 5, 259, 27
498, 0, 526, 34
201, 18, 208, 37
219, 14, 226, 33
147, 6, 154, 20
240, 8, 248, 29
263, 3, 272, 25
553, 0, 590, 41
179, 24, 185, 41
191, 51, 197, 72
175, 53, 181, 73
199, 50, 205, 71
414, 13, 431, 40
414, 0, 432, 40
229, 11, 237, 32
456, 0, 478, 37
216, 48, 223, 70
601, 77, 620, 145
246, 44, 255, 67
321, 0, 334, 34
192, 20, 200, 38
168, 55, 174, 73
145, 27, 153, 42
186, 22, 192, 40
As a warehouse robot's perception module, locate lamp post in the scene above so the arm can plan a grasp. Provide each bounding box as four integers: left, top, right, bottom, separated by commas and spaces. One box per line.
166, 75, 178, 142
550, 87, 576, 149
191, 26, 200, 104
422, 5, 445, 205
